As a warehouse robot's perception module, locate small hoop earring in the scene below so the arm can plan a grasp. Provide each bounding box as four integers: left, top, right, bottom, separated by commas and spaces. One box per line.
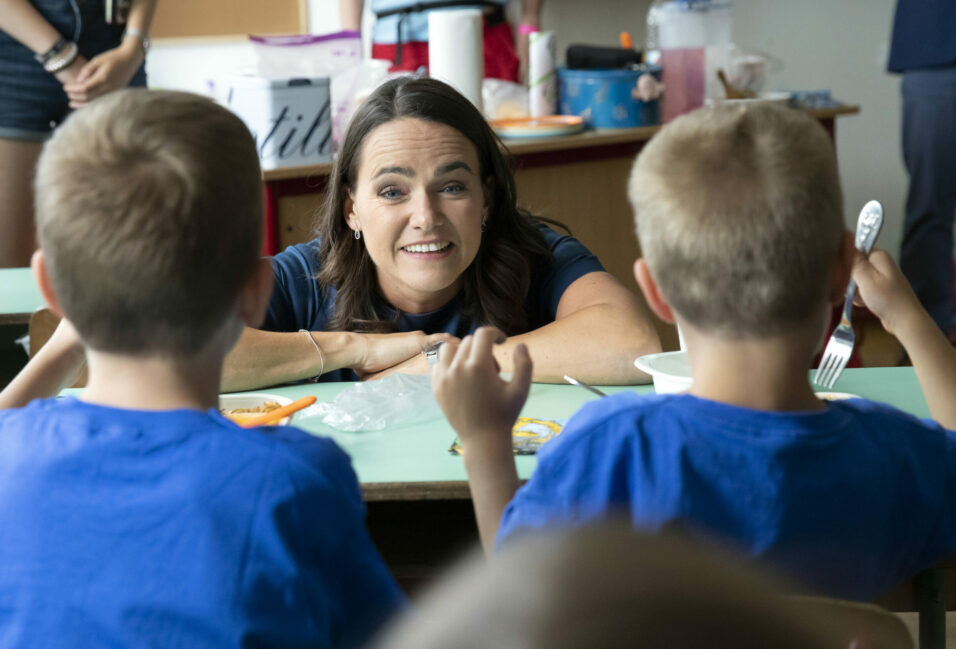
480, 221, 487, 233
354, 230, 361, 240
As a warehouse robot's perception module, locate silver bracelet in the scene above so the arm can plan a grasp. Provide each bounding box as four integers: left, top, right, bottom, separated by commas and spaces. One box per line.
124, 27, 150, 53
44, 41, 79, 74
299, 329, 325, 382
35, 37, 68, 65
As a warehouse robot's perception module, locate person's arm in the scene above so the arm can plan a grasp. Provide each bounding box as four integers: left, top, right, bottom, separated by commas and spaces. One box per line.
221, 327, 455, 391
339, 0, 365, 31
63, 0, 158, 107
363, 272, 661, 384
852, 249, 956, 429
432, 327, 531, 553
0, 318, 86, 410
0, 0, 89, 85
496, 271, 660, 384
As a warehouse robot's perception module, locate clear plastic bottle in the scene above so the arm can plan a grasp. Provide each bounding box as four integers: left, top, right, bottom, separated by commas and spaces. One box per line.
645, 0, 667, 65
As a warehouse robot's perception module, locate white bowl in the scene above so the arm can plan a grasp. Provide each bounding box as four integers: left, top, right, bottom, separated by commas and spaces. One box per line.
634, 351, 693, 394
634, 351, 694, 394
219, 393, 293, 426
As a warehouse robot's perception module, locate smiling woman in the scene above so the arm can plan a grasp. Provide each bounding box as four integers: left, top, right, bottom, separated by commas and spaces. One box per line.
222, 77, 661, 389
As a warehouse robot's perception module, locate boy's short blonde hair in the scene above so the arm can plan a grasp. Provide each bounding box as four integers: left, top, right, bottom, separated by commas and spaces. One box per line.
629, 103, 844, 336
35, 89, 262, 355
373, 524, 841, 649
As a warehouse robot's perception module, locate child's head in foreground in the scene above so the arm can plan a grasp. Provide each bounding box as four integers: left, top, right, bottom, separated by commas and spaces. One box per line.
371, 524, 857, 649
629, 103, 846, 340
33, 89, 264, 356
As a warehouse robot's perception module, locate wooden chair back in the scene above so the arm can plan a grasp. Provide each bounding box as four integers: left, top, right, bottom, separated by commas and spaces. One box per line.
28, 308, 87, 388
787, 595, 914, 649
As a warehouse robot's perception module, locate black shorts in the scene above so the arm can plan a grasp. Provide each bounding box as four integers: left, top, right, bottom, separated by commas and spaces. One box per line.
0, 0, 146, 141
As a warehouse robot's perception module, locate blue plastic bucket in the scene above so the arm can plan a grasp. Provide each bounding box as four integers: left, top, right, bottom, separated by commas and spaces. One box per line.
558, 66, 661, 129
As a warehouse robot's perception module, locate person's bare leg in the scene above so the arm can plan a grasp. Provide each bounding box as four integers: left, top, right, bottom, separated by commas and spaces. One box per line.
0, 137, 43, 268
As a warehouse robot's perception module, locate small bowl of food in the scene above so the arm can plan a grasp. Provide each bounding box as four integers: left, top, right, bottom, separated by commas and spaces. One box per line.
634, 351, 693, 394
219, 393, 293, 426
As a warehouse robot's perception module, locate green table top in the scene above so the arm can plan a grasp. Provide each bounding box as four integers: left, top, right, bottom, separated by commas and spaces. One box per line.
219, 366, 931, 501
0, 268, 43, 325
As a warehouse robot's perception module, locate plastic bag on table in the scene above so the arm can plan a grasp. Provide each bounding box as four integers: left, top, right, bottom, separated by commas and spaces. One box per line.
304, 373, 443, 432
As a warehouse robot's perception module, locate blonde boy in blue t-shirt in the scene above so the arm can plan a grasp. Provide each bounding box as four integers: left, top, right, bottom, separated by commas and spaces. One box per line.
0, 89, 403, 648
432, 103, 956, 601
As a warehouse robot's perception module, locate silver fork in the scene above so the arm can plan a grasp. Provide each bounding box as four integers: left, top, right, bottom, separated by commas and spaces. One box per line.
563, 375, 607, 397
814, 200, 884, 389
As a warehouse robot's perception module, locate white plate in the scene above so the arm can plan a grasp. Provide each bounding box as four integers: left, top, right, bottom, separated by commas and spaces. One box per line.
634, 351, 693, 394
219, 393, 293, 425
490, 116, 586, 139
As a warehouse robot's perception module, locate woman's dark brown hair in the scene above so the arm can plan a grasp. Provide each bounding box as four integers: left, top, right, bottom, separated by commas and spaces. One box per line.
316, 76, 553, 334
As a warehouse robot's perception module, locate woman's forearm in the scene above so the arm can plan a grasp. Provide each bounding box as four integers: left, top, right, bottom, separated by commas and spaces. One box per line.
0, 0, 62, 53
221, 328, 356, 392
496, 303, 660, 384
221, 327, 451, 391
492, 273, 662, 385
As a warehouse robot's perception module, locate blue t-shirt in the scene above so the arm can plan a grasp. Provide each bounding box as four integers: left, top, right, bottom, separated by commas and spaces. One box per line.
264, 224, 605, 381
370, 0, 508, 45
888, 0, 956, 72
497, 392, 956, 601
0, 397, 405, 649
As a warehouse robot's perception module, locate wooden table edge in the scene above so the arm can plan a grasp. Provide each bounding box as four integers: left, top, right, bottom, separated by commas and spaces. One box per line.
360, 479, 528, 502
0, 313, 32, 326
361, 481, 472, 501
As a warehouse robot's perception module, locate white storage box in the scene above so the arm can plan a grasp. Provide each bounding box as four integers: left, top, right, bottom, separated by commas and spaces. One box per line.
225, 76, 332, 170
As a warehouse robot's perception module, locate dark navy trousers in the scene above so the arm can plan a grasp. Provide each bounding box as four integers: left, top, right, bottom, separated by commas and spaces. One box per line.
900, 66, 956, 333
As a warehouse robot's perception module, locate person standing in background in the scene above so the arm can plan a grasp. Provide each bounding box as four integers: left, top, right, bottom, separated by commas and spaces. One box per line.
0, 0, 157, 268
338, 0, 543, 83
888, 0, 956, 339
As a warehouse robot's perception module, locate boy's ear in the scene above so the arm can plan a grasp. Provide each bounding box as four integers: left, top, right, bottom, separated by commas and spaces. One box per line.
31, 250, 65, 318
237, 258, 274, 329
634, 258, 676, 324
828, 231, 855, 305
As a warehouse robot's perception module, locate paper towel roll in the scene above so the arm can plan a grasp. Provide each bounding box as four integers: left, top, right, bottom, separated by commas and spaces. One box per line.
428, 9, 484, 111
529, 30, 557, 117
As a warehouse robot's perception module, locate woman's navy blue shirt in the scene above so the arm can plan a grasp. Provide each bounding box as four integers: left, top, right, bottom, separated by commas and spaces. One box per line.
263, 224, 605, 381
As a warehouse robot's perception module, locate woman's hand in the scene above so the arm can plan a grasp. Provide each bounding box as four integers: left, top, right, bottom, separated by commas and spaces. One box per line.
358, 352, 431, 381
62, 40, 144, 108
353, 331, 456, 377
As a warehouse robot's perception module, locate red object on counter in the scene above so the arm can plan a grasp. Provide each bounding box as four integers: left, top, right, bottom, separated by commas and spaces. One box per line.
371, 18, 519, 82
